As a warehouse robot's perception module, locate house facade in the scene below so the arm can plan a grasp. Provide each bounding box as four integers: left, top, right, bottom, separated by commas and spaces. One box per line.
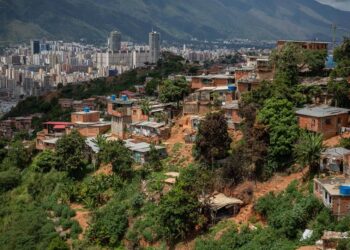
296, 105, 350, 139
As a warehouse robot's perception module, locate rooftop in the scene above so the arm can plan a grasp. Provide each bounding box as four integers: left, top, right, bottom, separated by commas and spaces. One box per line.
223, 101, 239, 110
72, 110, 100, 115
321, 147, 350, 158
200, 193, 243, 211
193, 74, 235, 80
131, 121, 166, 129
314, 177, 350, 196
295, 105, 350, 118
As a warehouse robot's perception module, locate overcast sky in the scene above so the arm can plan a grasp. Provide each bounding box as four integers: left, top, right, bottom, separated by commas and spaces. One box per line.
316, 0, 350, 11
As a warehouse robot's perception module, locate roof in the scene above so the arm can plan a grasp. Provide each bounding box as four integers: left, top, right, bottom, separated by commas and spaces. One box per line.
43, 122, 73, 126
85, 137, 100, 153
193, 74, 235, 80
223, 101, 239, 110
124, 139, 165, 153
322, 231, 349, 240
109, 99, 135, 105
131, 121, 166, 129
295, 105, 350, 118
321, 147, 350, 158
314, 177, 350, 196
53, 125, 67, 129
72, 110, 100, 115
200, 193, 243, 211
43, 138, 59, 144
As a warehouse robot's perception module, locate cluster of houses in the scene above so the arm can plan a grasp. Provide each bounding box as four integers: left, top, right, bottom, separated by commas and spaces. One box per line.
34, 94, 176, 165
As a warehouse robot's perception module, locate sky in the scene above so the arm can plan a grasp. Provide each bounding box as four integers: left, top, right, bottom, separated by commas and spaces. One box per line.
316, 0, 350, 11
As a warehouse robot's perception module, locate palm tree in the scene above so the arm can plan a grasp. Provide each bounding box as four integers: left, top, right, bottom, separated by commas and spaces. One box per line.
294, 131, 324, 175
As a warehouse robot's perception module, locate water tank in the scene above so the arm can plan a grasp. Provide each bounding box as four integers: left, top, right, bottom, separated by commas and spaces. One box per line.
83, 107, 90, 113
111, 94, 116, 101
339, 186, 350, 196
121, 95, 128, 101
228, 85, 237, 91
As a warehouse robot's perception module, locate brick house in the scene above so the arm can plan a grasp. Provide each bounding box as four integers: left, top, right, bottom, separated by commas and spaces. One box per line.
191, 74, 235, 90
36, 122, 73, 150
71, 109, 111, 137
320, 147, 350, 175
314, 177, 350, 219
223, 101, 241, 130
108, 98, 134, 139
183, 86, 234, 115
295, 105, 350, 139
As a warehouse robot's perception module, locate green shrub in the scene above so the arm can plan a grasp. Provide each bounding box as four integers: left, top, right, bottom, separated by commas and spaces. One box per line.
70, 221, 82, 239
0, 168, 21, 193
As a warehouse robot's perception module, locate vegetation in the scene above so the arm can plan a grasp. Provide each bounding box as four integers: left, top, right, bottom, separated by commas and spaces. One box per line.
194, 112, 232, 166
294, 131, 324, 174
159, 77, 190, 107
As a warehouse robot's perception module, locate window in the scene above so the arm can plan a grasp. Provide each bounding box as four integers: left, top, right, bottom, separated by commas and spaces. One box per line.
338, 117, 342, 124
311, 119, 316, 126
248, 83, 252, 91
325, 118, 332, 125
133, 110, 137, 115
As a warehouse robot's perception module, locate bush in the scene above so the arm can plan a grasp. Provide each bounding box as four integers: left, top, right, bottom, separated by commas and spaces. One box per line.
0, 168, 21, 193
87, 202, 128, 247
70, 221, 82, 239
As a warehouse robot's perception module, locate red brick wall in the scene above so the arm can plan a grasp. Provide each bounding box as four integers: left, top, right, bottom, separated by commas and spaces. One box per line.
71, 112, 100, 123
298, 114, 349, 139
332, 196, 350, 218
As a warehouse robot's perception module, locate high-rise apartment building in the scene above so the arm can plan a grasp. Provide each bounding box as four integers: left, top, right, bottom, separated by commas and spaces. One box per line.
31, 40, 40, 55
149, 31, 160, 64
109, 31, 122, 53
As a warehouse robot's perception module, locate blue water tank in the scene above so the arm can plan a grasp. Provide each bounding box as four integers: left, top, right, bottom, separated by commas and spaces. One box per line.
83, 107, 90, 113
111, 94, 116, 101
339, 186, 350, 196
121, 95, 128, 101
228, 85, 237, 91
325, 55, 336, 69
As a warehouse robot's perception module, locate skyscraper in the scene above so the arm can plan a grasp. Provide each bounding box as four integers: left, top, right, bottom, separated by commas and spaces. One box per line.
30, 40, 40, 55
149, 31, 160, 64
109, 31, 122, 53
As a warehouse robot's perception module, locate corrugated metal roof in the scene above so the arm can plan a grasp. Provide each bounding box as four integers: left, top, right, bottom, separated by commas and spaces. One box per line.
296, 105, 350, 118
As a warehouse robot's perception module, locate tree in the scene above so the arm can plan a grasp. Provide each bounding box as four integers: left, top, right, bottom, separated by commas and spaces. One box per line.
159, 78, 189, 107
87, 202, 128, 247
157, 185, 201, 244
294, 131, 324, 174
271, 43, 301, 86
144, 144, 162, 172
257, 98, 299, 172
194, 112, 232, 166
99, 140, 134, 179
327, 78, 350, 108
31, 150, 58, 173
55, 130, 88, 179
145, 78, 161, 96
2, 140, 33, 170
140, 98, 151, 116
333, 37, 350, 77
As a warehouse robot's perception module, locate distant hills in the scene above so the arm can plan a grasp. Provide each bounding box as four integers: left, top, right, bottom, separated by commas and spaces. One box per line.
0, 0, 349, 44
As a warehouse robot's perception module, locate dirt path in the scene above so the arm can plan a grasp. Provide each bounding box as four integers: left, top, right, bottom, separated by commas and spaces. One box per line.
164, 115, 194, 165
230, 170, 305, 225
324, 132, 350, 147
70, 203, 90, 240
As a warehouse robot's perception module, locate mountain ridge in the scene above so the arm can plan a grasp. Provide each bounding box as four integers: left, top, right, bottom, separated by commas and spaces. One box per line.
0, 0, 349, 43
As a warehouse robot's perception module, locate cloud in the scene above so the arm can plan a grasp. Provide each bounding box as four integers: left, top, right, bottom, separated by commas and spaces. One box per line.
316, 0, 350, 11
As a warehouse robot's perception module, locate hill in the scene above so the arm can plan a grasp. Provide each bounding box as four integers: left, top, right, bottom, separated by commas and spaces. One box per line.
0, 0, 349, 44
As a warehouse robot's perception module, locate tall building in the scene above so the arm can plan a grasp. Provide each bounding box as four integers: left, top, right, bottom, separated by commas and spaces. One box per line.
149, 31, 160, 64
31, 40, 40, 55
109, 31, 122, 53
